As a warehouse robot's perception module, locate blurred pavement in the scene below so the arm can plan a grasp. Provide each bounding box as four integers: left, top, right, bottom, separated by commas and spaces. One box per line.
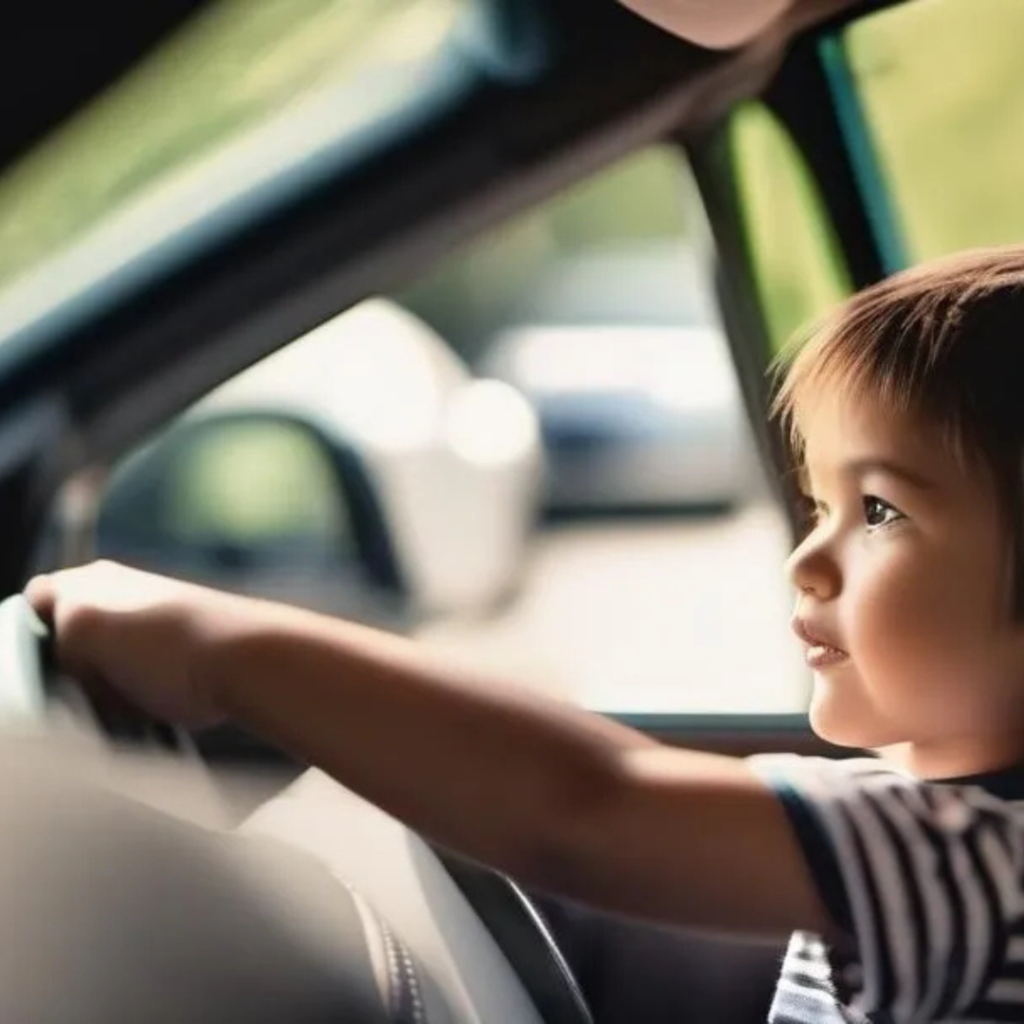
417, 501, 809, 715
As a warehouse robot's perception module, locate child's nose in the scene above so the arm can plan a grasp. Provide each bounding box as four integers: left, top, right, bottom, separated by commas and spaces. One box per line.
785, 536, 841, 600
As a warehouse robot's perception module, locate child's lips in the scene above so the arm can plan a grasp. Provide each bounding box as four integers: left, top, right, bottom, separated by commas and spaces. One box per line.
804, 644, 849, 669
791, 617, 849, 668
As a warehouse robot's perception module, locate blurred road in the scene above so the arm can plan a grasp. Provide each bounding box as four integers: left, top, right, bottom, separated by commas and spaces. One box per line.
417, 501, 809, 715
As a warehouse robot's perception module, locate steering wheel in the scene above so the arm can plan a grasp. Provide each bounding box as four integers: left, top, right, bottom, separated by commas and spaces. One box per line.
0, 593, 190, 751
0, 592, 594, 1022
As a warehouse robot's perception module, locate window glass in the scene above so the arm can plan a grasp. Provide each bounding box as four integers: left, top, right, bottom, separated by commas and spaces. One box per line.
400, 148, 807, 715
838, 0, 1024, 262
90, 138, 808, 715
0, 0, 460, 329
401, 148, 711, 359
729, 102, 851, 353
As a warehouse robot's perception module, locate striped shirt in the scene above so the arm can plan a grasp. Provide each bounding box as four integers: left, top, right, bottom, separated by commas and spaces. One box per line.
747, 755, 1024, 1023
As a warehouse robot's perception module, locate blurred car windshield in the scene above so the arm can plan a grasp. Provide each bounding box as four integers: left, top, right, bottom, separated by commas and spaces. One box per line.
0, 0, 462, 345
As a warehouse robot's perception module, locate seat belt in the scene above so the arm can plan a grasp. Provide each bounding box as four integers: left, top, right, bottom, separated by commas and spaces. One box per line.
438, 851, 593, 1024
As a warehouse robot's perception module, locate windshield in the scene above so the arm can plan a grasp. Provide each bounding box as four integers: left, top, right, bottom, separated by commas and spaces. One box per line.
0, 0, 461, 342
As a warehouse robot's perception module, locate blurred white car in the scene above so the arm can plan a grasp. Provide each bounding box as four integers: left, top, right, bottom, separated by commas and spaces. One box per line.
481, 245, 763, 512
97, 300, 543, 623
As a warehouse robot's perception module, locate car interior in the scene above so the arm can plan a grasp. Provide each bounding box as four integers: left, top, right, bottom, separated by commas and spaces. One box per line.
0, 0, 1018, 1019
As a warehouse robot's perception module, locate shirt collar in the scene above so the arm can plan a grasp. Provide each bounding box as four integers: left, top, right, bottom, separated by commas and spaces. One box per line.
936, 763, 1024, 800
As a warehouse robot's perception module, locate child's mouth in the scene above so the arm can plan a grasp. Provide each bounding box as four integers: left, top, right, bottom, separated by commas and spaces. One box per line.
805, 644, 849, 669
791, 616, 849, 668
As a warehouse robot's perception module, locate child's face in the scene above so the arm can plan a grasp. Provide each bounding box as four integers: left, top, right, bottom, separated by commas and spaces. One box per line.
787, 394, 1024, 777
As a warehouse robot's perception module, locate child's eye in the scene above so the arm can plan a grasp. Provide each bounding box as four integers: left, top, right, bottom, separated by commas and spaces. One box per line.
863, 495, 904, 530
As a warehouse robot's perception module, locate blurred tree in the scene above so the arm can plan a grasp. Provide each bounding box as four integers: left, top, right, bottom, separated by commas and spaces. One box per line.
399, 147, 696, 359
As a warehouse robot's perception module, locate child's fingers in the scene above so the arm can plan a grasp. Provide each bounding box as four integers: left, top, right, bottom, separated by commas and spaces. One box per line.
72, 671, 157, 736
23, 574, 56, 621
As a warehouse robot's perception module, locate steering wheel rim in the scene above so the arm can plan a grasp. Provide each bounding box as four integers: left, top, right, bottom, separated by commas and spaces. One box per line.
0, 594, 191, 751
0, 594, 55, 727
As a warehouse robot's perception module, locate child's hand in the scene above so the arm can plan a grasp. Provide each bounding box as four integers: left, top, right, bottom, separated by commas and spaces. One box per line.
24, 561, 245, 729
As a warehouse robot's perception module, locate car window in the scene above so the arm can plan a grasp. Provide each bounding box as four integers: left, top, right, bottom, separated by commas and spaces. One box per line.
728, 101, 852, 353
400, 147, 808, 716
401, 148, 719, 354
0, 0, 461, 338
92, 146, 807, 717
825, 0, 1024, 266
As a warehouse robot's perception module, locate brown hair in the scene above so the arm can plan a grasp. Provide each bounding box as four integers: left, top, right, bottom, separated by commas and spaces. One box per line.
770, 243, 1024, 614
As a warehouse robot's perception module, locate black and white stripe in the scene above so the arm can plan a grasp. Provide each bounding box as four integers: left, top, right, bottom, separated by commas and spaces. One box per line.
749, 755, 1024, 1023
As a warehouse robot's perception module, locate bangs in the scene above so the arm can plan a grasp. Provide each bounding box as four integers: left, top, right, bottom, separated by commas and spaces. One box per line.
769, 247, 1024, 470
769, 310, 965, 466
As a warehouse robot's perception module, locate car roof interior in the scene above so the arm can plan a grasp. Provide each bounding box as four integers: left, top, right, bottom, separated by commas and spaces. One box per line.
0, 0, 907, 597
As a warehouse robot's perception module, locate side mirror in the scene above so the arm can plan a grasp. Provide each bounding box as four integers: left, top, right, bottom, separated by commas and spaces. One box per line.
94, 299, 543, 627
95, 398, 542, 627
96, 412, 412, 630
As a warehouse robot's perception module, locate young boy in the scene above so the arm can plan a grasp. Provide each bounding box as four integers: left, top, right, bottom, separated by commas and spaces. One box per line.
26, 244, 1024, 1023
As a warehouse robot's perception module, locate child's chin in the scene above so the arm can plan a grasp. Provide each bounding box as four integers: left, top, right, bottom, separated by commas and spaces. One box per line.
808, 690, 895, 750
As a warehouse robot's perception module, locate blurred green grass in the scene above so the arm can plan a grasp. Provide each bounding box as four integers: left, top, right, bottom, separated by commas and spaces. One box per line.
730, 103, 851, 354
847, 0, 1024, 261
0, 0, 456, 290
733, 0, 1024, 352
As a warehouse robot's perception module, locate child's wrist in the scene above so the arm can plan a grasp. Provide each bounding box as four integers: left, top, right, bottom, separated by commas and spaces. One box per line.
191, 595, 313, 727
187, 595, 272, 726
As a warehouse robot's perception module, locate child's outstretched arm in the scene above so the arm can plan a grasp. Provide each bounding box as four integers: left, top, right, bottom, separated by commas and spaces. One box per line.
25, 560, 830, 941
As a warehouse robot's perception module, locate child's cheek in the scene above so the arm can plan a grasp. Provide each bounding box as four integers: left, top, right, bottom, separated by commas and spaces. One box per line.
847, 548, 966, 708
848, 540, 997, 725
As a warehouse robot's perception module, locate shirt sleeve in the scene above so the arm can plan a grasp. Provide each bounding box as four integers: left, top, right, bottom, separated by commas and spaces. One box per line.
748, 753, 1024, 1020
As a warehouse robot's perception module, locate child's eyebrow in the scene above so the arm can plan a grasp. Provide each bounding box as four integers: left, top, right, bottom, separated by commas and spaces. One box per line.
841, 458, 936, 491
797, 458, 937, 494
